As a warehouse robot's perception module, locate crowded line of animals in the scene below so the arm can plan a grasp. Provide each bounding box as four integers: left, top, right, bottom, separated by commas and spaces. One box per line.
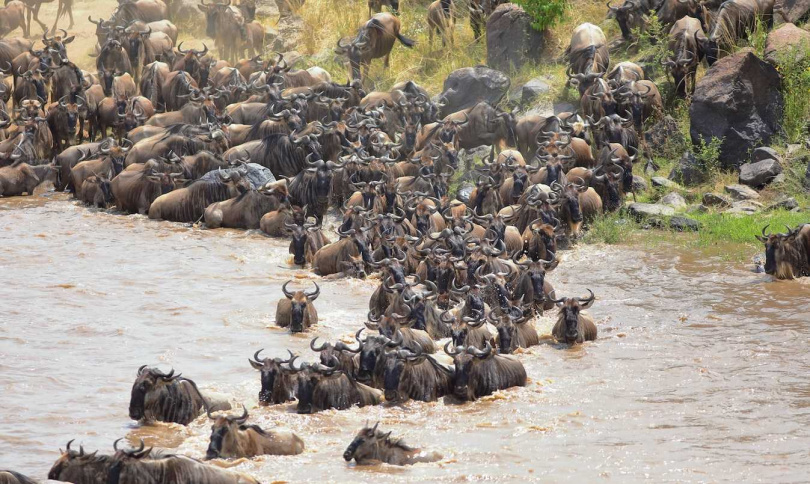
1, 0, 809, 480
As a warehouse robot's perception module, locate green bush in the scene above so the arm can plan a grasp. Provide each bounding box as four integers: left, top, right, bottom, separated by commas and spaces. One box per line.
694, 136, 723, 175
777, 46, 810, 143
513, 0, 567, 32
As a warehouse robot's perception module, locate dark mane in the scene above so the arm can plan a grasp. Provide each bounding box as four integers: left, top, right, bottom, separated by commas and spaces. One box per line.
373, 429, 415, 452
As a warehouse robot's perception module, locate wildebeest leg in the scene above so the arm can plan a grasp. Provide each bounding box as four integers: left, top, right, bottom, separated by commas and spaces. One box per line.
384, 53, 390, 69
32, 3, 47, 33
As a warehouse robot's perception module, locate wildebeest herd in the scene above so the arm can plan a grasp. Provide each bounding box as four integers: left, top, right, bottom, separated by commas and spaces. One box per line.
1, 0, 809, 480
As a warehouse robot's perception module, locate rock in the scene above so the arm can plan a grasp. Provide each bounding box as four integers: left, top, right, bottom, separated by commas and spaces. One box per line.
767, 197, 799, 211
201, 163, 275, 189
438, 66, 510, 117
690, 50, 783, 170
456, 182, 475, 204
255, 0, 280, 18
725, 184, 760, 200
739, 159, 783, 188
702, 192, 732, 207
661, 192, 687, 209
765, 23, 810, 63
645, 159, 659, 176
272, 15, 305, 52
632, 175, 648, 192
553, 102, 576, 114
486, 4, 545, 72
628, 203, 675, 219
772, 173, 786, 184
651, 176, 678, 189
645, 115, 685, 154
670, 216, 700, 232
805, 157, 810, 189
668, 151, 706, 186
521, 78, 550, 106
726, 200, 764, 214
774, 0, 810, 25
751, 147, 782, 163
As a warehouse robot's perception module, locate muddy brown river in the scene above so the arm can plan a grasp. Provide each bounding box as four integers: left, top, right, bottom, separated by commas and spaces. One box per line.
1, 193, 809, 482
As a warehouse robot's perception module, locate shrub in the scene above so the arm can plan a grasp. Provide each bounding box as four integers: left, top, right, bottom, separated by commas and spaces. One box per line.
776, 46, 810, 143
513, 0, 568, 32
694, 136, 723, 175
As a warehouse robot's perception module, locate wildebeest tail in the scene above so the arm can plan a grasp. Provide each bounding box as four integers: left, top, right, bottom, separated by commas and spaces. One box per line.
396, 32, 416, 48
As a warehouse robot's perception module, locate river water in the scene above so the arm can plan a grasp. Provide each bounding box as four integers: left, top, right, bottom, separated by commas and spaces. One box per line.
1, 193, 809, 483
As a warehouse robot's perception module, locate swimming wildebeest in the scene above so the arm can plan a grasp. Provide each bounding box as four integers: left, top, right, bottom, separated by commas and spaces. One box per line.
343, 422, 443, 465
551, 289, 598, 344
248, 349, 298, 405
444, 341, 527, 401
756, 224, 810, 280
275, 280, 320, 332
129, 366, 230, 425
205, 406, 305, 459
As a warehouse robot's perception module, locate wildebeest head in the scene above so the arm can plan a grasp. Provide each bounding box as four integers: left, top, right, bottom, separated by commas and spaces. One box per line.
249, 349, 296, 406
607, 0, 647, 40
57, 95, 84, 135
99, 138, 132, 174
356, 328, 401, 383
756, 224, 810, 279
48, 440, 113, 482
43, 28, 75, 66
287, 220, 320, 266
444, 341, 494, 400
592, 164, 625, 212
553, 180, 587, 234
21, 67, 50, 102
205, 406, 249, 460
382, 344, 424, 402
288, 358, 342, 414
335, 33, 373, 81
344, 422, 410, 463
551, 289, 596, 344
311, 333, 361, 373
128, 365, 181, 420
567, 64, 605, 97
663, 48, 697, 97
281, 280, 320, 333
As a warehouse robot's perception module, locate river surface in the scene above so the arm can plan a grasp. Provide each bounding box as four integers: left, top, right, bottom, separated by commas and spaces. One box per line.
1, 193, 809, 483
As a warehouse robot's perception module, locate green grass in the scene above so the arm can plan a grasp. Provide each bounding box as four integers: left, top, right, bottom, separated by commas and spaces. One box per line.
689, 210, 808, 248
583, 212, 639, 245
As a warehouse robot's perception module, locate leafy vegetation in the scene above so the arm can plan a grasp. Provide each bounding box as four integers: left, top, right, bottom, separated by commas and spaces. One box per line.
776, 46, 810, 144
513, 0, 569, 32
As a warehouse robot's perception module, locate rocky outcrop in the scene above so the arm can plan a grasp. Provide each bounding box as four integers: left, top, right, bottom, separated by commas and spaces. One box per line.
438, 66, 510, 117
690, 50, 783, 170
774, 0, 810, 24
486, 4, 545, 72
765, 23, 810, 64
739, 159, 783, 188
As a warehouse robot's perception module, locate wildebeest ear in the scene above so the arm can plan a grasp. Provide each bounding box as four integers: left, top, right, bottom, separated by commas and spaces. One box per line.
248, 359, 263, 370
755, 235, 767, 243
63, 36, 75, 44
580, 298, 595, 310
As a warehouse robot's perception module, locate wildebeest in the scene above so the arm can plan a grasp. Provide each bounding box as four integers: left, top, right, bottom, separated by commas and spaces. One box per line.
607, 0, 659, 39
381, 343, 453, 402
203, 180, 287, 229
756, 224, 810, 280
0, 162, 56, 196
110, 161, 177, 214
289, 359, 382, 414
148, 169, 251, 222
696, 0, 774, 65
0, 1, 27, 37
275, 280, 320, 332
551, 289, 598, 344
129, 365, 230, 425
197, 0, 245, 64
205, 406, 305, 460
249, 349, 297, 405
334, 12, 415, 83
310, 334, 361, 377
343, 422, 443, 465
566, 23, 609, 95
0, 471, 36, 484
664, 16, 705, 96
313, 227, 373, 276
427, 0, 454, 47
444, 341, 526, 400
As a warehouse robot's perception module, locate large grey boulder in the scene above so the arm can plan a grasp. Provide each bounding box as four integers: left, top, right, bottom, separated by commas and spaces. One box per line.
724, 184, 760, 200
739, 159, 783, 188
690, 50, 783, 170
629, 203, 675, 219
201, 163, 275, 189
521, 78, 550, 107
774, 0, 810, 24
438, 66, 510, 117
702, 192, 732, 207
486, 4, 545, 72
272, 15, 304, 52
668, 151, 705, 186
